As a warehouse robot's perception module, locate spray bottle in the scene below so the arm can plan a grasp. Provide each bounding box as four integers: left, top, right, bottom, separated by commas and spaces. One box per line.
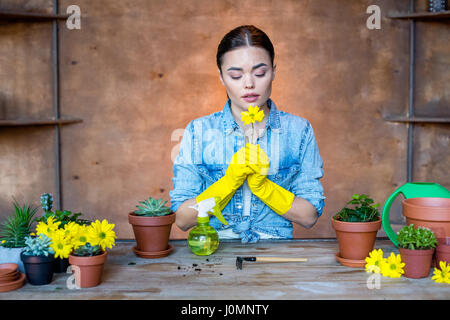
187, 197, 228, 256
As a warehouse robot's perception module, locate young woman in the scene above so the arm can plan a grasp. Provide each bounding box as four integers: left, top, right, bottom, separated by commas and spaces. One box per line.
170, 25, 325, 243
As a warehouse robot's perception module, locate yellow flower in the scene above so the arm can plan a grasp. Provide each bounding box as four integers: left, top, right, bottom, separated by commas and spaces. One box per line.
62, 221, 79, 241
72, 224, 89, 250
381, 252, 405, 278
365, 248, 384, 273
87, 219, 116, 251
240, 105, 264, 125
35, 216, 61, 238
431, 261, 450, 284
50, 229, 73, 259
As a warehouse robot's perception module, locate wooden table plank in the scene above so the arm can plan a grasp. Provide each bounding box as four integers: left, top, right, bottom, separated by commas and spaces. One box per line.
1, 240, 448, 300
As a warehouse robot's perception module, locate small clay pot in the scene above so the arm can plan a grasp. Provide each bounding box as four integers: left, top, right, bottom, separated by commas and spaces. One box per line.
20, 252, 55, 285
435, 238, 450, 270
53, 257, 70, 273
332, 217, 381, 261
399, 247, 434, 279
128, 212, 175, 253
68, 251, 107, 288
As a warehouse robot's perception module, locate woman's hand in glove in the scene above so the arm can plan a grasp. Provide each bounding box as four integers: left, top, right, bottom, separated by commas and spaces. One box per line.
246, 144, 295, 216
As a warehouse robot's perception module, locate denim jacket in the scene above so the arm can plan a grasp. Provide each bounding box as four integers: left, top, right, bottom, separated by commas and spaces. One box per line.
170, 99, 325, 243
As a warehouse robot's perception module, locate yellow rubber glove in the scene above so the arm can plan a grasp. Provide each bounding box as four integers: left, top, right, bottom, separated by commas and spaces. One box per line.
246, 144, 295, 215
196, 147, 252, 213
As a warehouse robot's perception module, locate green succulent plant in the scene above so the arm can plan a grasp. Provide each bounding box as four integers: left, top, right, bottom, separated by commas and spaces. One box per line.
333, 194, 380, 223
397, 224, 438, 250
134, 197, 172, 217
0, 200, 38, 248
73, 243, 103, 257
22, 234, 54, 257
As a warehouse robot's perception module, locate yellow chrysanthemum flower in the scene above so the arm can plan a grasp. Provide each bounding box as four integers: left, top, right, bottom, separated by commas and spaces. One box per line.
240, 105, 264, 125
381, 252, 405, 278
50, 229, 73, 259
431, 261, 450, 284
72, 224, 89, 250
87, 219, 116, 251
365, 248, 384, 273
62, 221, 79, 241
35, 216, 61, 238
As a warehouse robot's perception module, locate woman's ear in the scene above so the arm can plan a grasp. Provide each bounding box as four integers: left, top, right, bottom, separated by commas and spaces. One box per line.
218, 69, 225, 86
272, 64, 276, 81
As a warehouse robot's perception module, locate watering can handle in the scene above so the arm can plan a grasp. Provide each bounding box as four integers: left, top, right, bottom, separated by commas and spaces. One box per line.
382, 188, 403, 247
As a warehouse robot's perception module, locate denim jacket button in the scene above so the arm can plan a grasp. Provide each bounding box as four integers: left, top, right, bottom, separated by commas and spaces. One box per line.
236, 204, 242, 209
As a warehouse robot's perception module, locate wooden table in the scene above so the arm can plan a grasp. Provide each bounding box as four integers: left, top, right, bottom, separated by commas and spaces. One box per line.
1, 239, 449, 300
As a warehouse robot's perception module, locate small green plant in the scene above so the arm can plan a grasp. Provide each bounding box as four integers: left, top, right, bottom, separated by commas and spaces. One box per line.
72, 243, 103, 257
0, 199, 38, 248
134, 197, 172, 217
22, 234, 55, 257
333, 194, 380, 222
35, 193, 91, 228
397, 224, 438, 250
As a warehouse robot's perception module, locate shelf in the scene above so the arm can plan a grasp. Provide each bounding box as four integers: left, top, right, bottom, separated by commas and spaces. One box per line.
387, 10, 450, 20
383, 116, 450, 124
0, 9, 69, 21
0, 118, 82, 127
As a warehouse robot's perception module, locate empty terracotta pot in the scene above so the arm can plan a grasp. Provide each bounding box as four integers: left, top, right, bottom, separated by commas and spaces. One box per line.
399, 247, 434, 279
435, 238, 450, 270
68, 251, 107, 288
332, 217, 382, 261
128, 212, 175, 252
402, 198, 450, 240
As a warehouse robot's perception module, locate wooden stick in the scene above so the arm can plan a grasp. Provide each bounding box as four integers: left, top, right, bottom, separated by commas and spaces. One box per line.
255, 257, 308, 262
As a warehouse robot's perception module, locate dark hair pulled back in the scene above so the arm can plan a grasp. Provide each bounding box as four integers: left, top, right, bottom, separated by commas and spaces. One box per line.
216, 25, 274, 74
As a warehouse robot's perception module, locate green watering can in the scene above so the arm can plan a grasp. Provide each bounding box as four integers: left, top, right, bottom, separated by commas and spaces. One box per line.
382, 182, 450, 247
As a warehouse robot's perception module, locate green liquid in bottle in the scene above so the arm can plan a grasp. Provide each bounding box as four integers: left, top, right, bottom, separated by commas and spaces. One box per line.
187, 220, 219, 256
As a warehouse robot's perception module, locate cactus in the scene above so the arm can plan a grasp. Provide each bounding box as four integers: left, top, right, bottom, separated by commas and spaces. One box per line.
134, 197, 172, 217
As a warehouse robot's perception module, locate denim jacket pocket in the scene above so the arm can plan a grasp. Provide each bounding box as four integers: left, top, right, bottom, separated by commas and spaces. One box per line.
268, 164, 301, 190
196, 164, 224, 186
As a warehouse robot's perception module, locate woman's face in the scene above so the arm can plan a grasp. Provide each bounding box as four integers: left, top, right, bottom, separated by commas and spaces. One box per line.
219, 46, 275, 111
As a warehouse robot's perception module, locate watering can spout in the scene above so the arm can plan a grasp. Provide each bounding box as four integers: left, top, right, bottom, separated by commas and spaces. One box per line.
382, 182, 450, 247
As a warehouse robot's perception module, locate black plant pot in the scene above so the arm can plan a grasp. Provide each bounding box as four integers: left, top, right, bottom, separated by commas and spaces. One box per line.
20, 252, 55, 285
53, 258, 70, 273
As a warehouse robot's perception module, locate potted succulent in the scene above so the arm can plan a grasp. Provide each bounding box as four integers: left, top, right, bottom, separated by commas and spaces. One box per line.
35, 193, 91, 273
0, 200, 38, 273
20, 234, 55, 285
332, 194, 382, 266
68, 219, 116, 288
397, 224, 438, 278
128, 197, 175, 257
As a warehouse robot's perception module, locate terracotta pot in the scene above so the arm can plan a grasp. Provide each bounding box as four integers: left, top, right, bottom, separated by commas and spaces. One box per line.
128, 212, 175, 252
332, 217, 382, 261
402, 198, 450, 240
435, 238, 450, 270
68, 251, 107, 288
20, 252, 55, 285
399, 247, 434, 279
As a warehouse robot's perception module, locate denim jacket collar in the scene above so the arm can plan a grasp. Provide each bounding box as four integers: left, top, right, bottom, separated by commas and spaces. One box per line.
222, 98, 282, 135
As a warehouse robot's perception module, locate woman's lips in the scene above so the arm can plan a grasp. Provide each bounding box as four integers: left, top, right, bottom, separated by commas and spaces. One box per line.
242, 95, 259, 103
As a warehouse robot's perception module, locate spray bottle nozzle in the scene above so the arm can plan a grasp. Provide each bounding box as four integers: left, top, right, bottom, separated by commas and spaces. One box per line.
189, 197, 228, 225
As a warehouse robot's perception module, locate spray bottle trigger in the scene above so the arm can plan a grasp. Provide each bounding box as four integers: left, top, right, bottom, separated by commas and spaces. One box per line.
209, 196, 228, 225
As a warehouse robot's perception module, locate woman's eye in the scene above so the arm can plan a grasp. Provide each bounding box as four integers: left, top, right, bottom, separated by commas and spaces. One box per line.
255, 73, 266, 77
230, 76, 241, 80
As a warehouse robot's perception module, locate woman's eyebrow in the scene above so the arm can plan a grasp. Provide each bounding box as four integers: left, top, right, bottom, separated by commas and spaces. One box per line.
227, 63, 267, 71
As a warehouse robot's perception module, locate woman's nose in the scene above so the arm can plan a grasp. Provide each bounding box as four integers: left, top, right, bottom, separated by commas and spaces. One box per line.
244, 75, 255, 89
